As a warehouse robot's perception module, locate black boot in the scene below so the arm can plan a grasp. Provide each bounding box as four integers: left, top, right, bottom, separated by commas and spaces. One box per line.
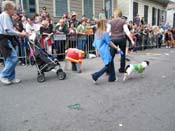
72, 62, 77, 71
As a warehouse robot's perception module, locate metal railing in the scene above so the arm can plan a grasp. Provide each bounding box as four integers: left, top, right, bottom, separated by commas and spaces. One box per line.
0, 33, 166, 65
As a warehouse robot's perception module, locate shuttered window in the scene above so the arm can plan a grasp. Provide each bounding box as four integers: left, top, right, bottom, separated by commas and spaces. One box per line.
55, 0, 68, 16
133, 2, 138, 19
20, 0, 36, 16
84, 0, 93, 18
144, 5, 148, 24
173, 13, 175, 28
157, 9, 160, 25
105, 0, 112, 19
152, 7, 156, 25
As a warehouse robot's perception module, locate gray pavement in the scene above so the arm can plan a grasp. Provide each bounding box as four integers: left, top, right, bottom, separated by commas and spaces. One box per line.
0, 47, 175, 131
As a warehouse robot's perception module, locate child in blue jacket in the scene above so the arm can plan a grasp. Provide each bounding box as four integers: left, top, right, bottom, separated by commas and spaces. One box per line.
91, 19, 120, 83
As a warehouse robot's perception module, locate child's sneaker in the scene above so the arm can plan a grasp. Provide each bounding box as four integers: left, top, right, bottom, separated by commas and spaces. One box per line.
91, 74, 97, 84
11, 79, 21, 84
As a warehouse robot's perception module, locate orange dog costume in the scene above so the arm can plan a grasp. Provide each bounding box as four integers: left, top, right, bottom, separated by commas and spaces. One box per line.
65, 48, 85, 73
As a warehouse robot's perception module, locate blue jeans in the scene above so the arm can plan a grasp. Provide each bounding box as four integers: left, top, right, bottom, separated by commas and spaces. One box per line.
77, 39, 86, 51
0, 41, 18, 80
92, 60, 116, 81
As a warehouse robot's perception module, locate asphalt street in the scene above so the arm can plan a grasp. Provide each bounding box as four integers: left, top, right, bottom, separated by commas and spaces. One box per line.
0, 47, 175, 131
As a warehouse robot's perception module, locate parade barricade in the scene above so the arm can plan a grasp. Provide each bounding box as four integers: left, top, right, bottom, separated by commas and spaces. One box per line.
0, 32, 167, 66
52, 33, 67, 60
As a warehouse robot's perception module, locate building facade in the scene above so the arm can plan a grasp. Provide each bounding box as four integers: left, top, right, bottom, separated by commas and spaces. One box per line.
13, 0, 170, 26
118, 0, 167, 26
166, 2, 175, 27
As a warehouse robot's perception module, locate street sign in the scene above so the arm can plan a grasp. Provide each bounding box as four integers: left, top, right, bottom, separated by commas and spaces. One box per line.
53, 34, 66, 40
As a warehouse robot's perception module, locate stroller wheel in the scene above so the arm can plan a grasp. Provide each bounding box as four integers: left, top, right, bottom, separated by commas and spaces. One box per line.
57, 68, 63, 72
56, 70, 66, 80
37, 73, 45, 82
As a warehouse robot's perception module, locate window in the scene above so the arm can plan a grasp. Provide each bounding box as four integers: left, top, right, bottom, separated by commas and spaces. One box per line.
157, 9, 160, 26
133, 2, 138, 19
173, 13, 175, 28
144, 5, 148, 24
29, 0, 35, 5
55, 0, 68, 16
29, 0, 35, 13
105, 0, 112, 19
84, 0, 93, 18
20, 0, 36, 16
152, 7, 156, 25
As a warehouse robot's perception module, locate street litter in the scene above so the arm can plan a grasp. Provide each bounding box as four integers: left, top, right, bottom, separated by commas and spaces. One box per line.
118, 123, 123, 127
68, 103, 81, 110
88, 53, 96, 59
140, 52, 161, 56
162, 75, 166, 78
164, 53, 169, 56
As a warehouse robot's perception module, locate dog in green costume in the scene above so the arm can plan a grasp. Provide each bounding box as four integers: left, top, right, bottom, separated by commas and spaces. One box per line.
123, 61, 150, 81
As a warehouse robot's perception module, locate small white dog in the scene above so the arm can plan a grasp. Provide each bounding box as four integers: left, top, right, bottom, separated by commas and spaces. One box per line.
123, 61, 150, 81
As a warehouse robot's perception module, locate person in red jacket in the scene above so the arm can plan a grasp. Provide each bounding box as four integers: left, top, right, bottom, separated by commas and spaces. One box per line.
65, 48, 85, 73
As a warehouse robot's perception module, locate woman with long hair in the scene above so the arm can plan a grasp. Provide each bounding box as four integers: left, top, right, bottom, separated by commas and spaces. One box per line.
91, 19, 120, 83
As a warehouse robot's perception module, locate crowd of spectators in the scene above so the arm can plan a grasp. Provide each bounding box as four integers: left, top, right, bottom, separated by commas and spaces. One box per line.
128, 15, 175, 52
0, 7, 96, 65
0, 6, 175, 66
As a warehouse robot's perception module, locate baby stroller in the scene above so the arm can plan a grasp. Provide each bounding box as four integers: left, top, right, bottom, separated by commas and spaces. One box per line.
28, 32, 66, 83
